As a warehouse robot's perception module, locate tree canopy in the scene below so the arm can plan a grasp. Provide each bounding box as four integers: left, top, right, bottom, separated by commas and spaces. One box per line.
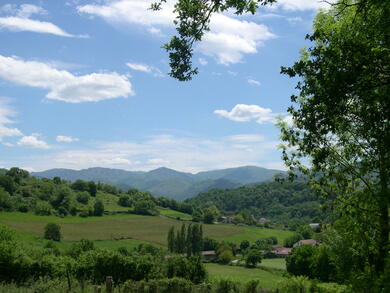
279, 0, 389, 289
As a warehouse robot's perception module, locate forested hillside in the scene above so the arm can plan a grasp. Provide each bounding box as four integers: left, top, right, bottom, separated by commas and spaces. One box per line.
0, 167, 191, 217
32, 166, 284, 200
186, 181, 327, 226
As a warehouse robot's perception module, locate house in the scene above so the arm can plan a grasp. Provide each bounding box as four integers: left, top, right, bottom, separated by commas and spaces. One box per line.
201, 250, 216, 259
258, 217, 271, 224
271, 245, 292, 258
218, 216, 234, 223
309, 223, 320, 230
293, 239, 320, 248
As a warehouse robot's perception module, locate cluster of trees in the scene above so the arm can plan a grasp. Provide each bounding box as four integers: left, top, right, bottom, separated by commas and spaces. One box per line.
0, 168, 106, 217
286, 245, 336, 283
0, 225, 207, 287
186, 181, 326, 226
0, 167, 197, 219
167, 224, 203, 257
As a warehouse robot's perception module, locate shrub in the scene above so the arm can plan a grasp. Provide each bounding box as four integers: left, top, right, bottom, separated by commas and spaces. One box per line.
245, 249, 262, 268
93, 200, 104, 216
44, 223, 61, 241
76, 192, 90, 204
286, 245, 317, 278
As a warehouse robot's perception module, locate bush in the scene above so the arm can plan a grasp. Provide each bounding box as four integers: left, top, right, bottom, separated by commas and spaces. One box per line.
245, 249, 262, 268
276, 276, 311, 293
44, 223, 61, 241
76, 192, 90, 204
93, 200, 104, 216
286, 245, 317, 278
35, 201, 53, 216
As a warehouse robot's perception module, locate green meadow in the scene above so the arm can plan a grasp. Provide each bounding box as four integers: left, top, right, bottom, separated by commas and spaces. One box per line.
0, 212, 292, 246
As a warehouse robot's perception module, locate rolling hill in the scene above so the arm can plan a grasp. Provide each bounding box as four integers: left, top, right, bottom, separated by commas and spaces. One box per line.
32, 166, 284, 200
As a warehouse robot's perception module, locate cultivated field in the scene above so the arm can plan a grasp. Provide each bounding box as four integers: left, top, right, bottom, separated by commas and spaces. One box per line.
0, 212, 293, 246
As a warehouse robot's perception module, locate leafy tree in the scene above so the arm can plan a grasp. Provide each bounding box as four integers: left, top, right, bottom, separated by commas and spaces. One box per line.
286, 245, 317, 278
0, 176, 15, 195
151, 0, 276, 81
279, 0, 389, 284
296, 225, 313, 240
240, 240, 250, 252
216, 243, 233, 264
88, 181, 97, 197
6, 167, 28, 184
168, 226, 175, 253
71, 179, 89, 192
93, 200, 104, 216
203, 211, 215, 224
133, 200, 158, 216
44, 223, 61, 241
76, 191, 90, 204
245, 249, 262, 268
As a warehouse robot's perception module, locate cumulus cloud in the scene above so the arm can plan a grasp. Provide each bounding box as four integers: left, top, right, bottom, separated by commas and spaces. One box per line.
273, 0, 334, 11
214, 104, 277, 124
78, 0, 275, 65
227, 134, 265, 143
198, 14, 275, 65
17, 134, 50, 149
0, 3, 85, 37
56, 135, 79, 143
126, 62, 164, 77
0, 55, 134, 103
247, 79, 261, 86
77, 0, 173, 27
0, 98, 23, 142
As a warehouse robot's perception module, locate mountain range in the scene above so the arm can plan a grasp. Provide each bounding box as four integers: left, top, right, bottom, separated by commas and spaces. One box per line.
32, 166, 285, 200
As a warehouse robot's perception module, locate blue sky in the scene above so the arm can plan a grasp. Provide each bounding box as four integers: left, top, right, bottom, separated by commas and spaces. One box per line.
0, 0, 331, 173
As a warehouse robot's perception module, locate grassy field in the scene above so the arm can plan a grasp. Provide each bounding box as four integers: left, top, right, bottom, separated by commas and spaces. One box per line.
205, 263, 285, 289
218, 225, 294, 245
259, 258, 286, 271
158, 207, 193, 221
0, 212, 293, 247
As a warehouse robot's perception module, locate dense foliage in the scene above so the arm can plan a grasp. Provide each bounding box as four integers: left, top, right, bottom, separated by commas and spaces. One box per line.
167, 224, 203, 256
186, 181, 327, 226
0, 167, 190, 218
279, 0, 390, 290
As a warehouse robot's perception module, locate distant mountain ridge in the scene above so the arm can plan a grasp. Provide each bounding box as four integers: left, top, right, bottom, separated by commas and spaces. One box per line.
32, 166, 285, 200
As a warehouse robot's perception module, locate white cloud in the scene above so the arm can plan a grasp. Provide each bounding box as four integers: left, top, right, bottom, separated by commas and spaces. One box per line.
56, 135, 79, 143
0, 4, 85, 37
198, 58, 208, 66
227, 134, 265, 143
78, 1, 275, 65
273, 0, 334, 11
0, 55, 134, 103
17, 134, 50, 149
126, 62, 164, 77
0, 98, 23, 142
0, 17, 80, 37
247, 79, 261, 86
15, 133, 283, 172
148, 158, 170, 165
214, 104, 276, 124
198, 14, 275, 65
77, 0, 174, 27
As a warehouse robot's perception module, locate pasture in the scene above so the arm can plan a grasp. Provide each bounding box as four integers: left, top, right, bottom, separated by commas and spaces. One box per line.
0, 212, 293, 247
205, 263, 285, 289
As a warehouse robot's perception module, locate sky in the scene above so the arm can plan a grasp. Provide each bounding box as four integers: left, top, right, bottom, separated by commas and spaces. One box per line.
0, 0, 332, 173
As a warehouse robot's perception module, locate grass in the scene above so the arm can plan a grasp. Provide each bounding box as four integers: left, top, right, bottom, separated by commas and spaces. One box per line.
158, 207, 193, 221
259, 258, 286, 271
218, 225, 294, 245
0, 212, 293, 247
96, 192, 129, 213
205, 263, 285, 289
